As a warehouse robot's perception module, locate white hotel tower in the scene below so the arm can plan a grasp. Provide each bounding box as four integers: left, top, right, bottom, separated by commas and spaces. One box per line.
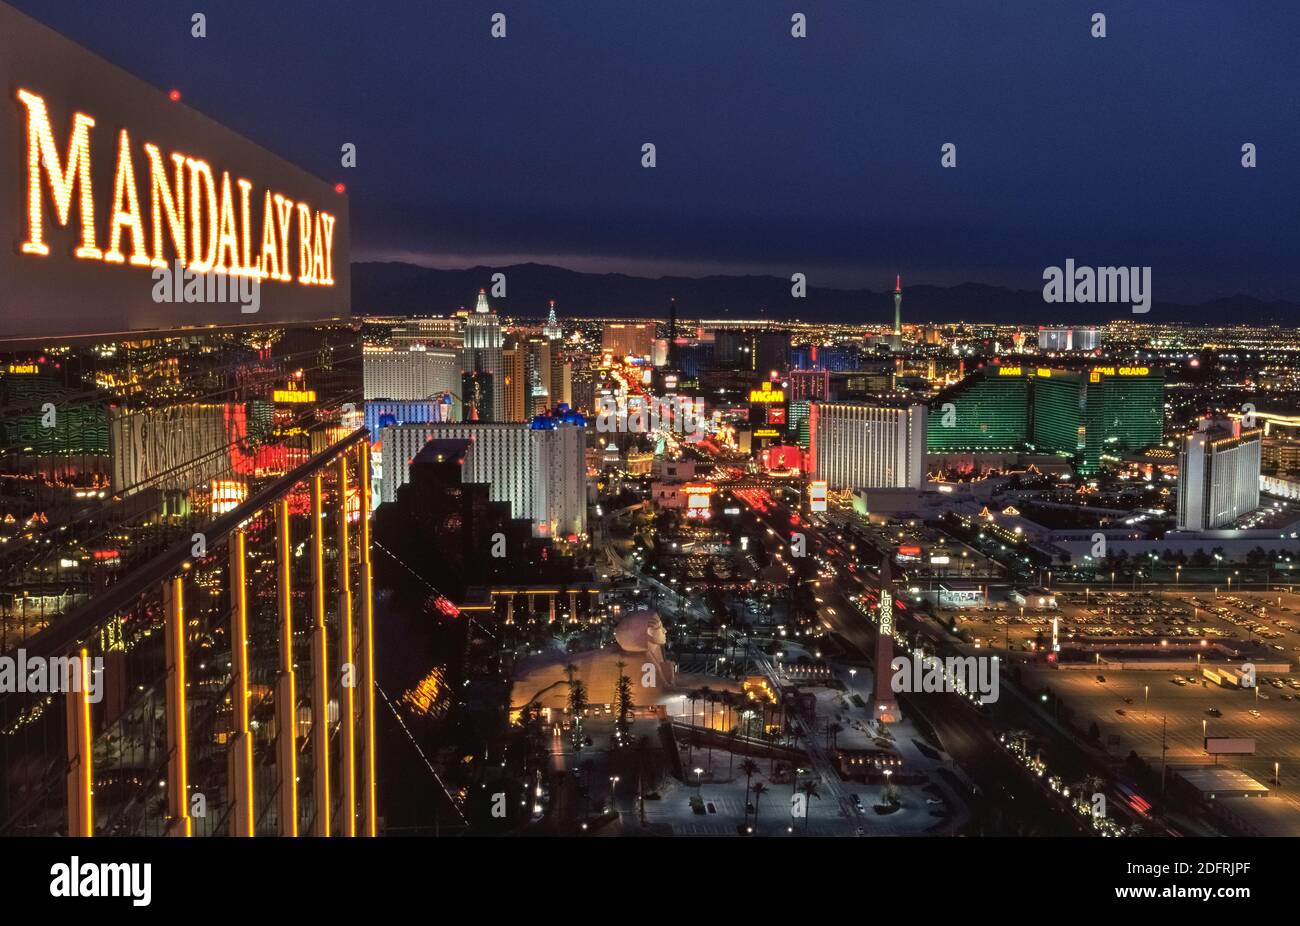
378, 415, 587, 539
809, 402, 927, 490
1176, 417, 1262, 530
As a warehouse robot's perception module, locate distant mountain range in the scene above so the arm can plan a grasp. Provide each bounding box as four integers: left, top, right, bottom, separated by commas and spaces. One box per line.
352, 261, 1300, 327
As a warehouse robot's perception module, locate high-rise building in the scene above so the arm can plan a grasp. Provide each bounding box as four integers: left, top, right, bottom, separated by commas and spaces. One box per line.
927, 366, 1163, 473
809, 402, 927, 489
543, 299, 563, 341
363, 344, 461, 410
927, 368, 1031, 453
378, 411, 588, 538
1079, 367, 1164, 473
463, 290, 505, 420
550, 352, 573, 408
502, 345, 528, 422
524, 336, 554, 417
390, 316, 464, 350
790, 369, 831, 402
1176, 417, 1262, 530
753, 330, 791, 377
461, 369, 495, 422
1038, 326, 1101, 352
601, 322, 655, 360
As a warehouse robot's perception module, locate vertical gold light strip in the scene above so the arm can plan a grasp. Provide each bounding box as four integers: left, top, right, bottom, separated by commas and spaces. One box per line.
358, 442, 378, 836
336, 454, 357, 836
229, 530, 255, 837
310, 473, 331, 837
64, 646, 94, 837
275, 499, 299, 836
163, 578, 191, 836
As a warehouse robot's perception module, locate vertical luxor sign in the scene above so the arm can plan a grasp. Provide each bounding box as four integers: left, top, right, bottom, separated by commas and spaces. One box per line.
0, 0, 349, 338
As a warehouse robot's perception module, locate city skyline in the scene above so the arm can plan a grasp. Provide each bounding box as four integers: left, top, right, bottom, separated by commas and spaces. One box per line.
0, 0, 1293, 906
8, 0, 1300, 303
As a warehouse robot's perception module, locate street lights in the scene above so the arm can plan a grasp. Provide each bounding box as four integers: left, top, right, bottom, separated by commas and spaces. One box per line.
694, 767, 704, 791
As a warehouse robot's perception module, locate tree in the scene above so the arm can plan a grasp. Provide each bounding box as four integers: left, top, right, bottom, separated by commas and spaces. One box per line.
825, 721, 844, 751
615, 660, 633, 743
750, 782, 769, 833
798, 779, 821, 834
516, 701, 546, 776
686, 687, 704, 768
739, 758, 760, 822
700, 686, 716, 768
569, 678, 589, 750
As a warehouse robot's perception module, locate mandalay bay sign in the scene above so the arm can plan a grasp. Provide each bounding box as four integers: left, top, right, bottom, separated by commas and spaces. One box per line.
0, 1, 350, 339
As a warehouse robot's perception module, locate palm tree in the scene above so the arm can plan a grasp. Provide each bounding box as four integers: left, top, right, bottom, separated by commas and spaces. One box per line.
686, 687, 703, 768
701, 687, 716, 769
739, 758, 760, 822
750, 782, 769, 833
798, 780, 821, 834
569, 678, 589, 751
825, 721, 844, 752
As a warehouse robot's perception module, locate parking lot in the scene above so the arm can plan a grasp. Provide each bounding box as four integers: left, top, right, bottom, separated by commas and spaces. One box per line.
1024, 665, 1300, 811
954, 587, 1300, 659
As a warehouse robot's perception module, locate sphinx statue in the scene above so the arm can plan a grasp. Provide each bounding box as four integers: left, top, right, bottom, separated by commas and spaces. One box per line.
511, 610, 677, 711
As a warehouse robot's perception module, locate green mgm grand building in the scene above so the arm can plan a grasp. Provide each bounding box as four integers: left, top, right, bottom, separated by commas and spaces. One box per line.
927, 365, 1164, 474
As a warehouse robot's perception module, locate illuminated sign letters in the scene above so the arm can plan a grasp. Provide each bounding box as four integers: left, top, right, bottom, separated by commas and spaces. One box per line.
16, 89, 336, 287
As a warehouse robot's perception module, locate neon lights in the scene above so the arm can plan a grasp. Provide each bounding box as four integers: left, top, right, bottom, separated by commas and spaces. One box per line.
167, 577, 192, 836
1090, 366, 1149, 377
311, 474, 331, 836
104, 129, 150, 266
16, 89, 99, 258
230, 530, 254, 837
337, 455, 357, 836
809, 480, 828, 512
15, 88, 336, 287
143, 144, 186, 267
273, 383, 317, 403
275, 499, 299, 836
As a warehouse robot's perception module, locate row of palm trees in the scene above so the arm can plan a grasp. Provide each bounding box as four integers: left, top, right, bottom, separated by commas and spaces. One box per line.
682, 686, 792, 768
734, 757, 823, 833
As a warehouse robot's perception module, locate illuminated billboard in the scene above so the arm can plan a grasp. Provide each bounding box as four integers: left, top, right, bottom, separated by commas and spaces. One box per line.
0, 2, 349, 339
809, 479, 827, 512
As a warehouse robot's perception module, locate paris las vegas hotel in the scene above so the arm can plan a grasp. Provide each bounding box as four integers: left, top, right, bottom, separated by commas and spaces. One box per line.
0, 2, 379, 836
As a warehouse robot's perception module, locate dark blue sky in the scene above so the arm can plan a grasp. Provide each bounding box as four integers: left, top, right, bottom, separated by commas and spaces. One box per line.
14, 0, 1300, 301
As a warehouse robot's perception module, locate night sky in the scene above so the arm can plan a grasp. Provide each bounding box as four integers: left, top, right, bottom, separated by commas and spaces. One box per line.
12, 0, 1300, 302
